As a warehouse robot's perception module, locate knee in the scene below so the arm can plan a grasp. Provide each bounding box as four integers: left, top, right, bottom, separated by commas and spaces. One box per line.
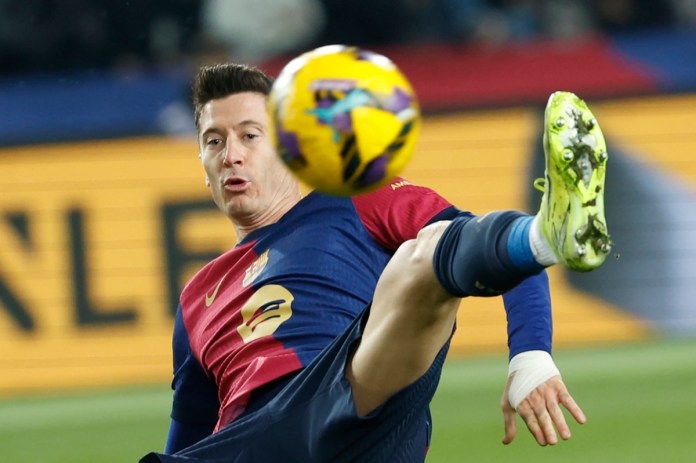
382, 221, 451, 297
410, 221, 450, 265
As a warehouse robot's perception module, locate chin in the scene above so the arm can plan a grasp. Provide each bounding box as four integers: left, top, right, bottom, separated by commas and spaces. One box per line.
225, 199, 252, 218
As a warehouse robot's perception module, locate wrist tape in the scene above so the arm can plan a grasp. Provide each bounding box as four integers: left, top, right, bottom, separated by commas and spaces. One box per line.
507, 350, 560, 410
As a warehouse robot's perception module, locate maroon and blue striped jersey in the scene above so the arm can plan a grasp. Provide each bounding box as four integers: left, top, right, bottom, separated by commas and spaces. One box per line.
174, 179, 455, 432
168, 178, 553, 451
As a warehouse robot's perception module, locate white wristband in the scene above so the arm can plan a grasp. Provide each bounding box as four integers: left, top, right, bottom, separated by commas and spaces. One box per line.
507, 350, 560, 410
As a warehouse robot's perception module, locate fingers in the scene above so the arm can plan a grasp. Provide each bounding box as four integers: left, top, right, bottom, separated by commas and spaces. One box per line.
501, 402, 517, 445
500, 374, 517, 445
559, 388, 587, 425
548, 398, 571, 441
512, 376, 586, 446
517, 398, 552, 446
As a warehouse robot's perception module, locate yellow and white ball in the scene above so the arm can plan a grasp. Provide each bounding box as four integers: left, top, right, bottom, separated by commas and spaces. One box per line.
268, 45, 421, 196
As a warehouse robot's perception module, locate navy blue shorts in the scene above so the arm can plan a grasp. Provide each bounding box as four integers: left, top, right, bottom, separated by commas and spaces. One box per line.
141, 307, 450, 463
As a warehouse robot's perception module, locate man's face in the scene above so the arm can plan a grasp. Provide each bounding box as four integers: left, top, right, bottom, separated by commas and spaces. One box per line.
198, 92, 296, 224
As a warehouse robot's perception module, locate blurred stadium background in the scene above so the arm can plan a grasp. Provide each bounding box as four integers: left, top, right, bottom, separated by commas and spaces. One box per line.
1, 1, 696, 462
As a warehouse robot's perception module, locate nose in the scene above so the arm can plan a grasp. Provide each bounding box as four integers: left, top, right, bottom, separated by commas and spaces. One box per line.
222, 141, 244, 167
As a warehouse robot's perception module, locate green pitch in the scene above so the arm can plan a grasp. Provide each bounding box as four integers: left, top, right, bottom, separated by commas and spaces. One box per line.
1, 339, 694, 462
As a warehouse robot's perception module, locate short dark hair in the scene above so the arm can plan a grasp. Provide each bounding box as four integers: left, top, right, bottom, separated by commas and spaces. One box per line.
192, 63, 274, 131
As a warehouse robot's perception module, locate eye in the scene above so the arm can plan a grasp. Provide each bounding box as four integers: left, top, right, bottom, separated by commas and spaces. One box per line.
243, 132, 259, 142
207, 137, 222, 146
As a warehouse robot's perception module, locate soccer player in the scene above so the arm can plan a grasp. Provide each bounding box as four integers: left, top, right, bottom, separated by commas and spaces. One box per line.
141, 62, 610, 462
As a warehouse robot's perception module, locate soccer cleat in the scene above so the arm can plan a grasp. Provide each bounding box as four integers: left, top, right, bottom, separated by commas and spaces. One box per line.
536, 91, 611, 271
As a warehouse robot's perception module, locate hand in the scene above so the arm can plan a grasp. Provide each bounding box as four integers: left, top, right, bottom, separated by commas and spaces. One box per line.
501, 374, 586, 446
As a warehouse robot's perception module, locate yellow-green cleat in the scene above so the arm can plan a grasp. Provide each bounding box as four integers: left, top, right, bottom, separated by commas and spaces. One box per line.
536, 91, 611, 272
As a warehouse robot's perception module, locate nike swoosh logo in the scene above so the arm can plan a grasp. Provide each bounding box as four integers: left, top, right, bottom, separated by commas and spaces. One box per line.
205, 276, 226, 307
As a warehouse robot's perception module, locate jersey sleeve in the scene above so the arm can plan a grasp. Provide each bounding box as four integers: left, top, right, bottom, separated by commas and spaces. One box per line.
165, 305, 220, 453
351, 178, 456, 252
502, 271, 553, 359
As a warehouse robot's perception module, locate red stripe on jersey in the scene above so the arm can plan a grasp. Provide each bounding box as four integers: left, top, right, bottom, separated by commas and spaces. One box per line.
181, 243, 303, 432
352, 178, 453, 252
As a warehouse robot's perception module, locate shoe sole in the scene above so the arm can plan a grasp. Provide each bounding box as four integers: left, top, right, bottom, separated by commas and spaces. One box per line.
544, 91, 611, 271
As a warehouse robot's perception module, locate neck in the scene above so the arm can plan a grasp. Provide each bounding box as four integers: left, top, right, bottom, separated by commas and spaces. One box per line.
232, 190, 303, 242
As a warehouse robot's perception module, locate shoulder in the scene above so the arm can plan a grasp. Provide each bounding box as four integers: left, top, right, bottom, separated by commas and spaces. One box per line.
348, 178, 455, 251
352, 178, 450, 211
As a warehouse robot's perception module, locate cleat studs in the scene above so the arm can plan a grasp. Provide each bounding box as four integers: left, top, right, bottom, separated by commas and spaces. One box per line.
600, 243, 612, 254
555, 118, 566, 128
586, 118, 597, 129
563, 151, 575, 161
577, 245, 587, 257
575, 227, 585, 240
598, 151, 608, 161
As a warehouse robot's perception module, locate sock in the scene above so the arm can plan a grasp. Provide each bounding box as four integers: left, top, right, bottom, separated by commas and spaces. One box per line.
433, 211, 544, 298
506, 216, 546, 272
529, 215, 558, 266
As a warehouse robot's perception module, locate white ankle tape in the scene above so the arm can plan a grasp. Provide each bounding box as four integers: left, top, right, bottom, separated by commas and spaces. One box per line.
507, 350, 560, 410
530, 216, 558, 266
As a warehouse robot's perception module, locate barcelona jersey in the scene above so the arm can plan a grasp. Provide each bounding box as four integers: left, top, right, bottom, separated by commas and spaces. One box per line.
173, 179, 456, 432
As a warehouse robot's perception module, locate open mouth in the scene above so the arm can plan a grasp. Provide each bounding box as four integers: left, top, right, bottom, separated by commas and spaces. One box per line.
224, 177, 249, 192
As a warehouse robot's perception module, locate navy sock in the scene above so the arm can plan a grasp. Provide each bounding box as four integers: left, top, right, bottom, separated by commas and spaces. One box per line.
433, 211, 544, 297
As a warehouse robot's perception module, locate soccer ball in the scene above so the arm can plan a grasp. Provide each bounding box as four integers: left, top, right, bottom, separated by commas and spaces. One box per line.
268, 45, 421, 196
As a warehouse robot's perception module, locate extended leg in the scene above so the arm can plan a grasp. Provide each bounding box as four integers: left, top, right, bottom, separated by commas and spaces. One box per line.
347, 212, 540, 416
346, 91, 611, 416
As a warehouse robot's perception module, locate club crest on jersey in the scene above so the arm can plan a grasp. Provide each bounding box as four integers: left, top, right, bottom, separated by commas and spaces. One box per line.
242, 249, 270, 287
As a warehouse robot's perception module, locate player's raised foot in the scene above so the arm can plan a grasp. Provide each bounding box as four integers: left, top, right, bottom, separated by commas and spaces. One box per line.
536, 91, 611, 272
